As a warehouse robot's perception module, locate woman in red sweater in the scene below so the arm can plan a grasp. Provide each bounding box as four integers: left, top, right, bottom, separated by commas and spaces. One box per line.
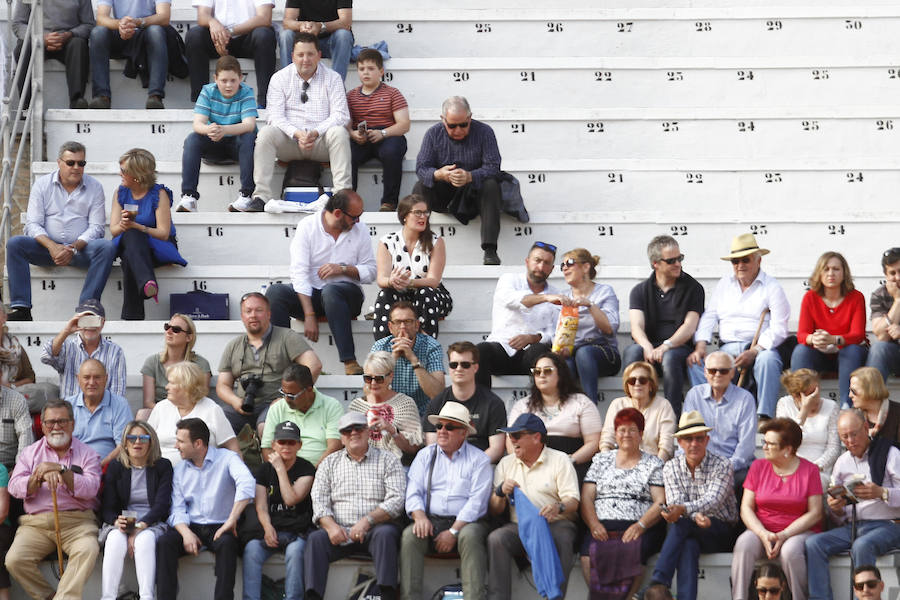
791, 251, 868, 407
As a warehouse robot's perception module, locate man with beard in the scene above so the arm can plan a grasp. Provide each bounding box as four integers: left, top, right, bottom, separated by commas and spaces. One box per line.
6, 400, 102, 600
476, 241, 561, 387
217, 292, 322, 436
266, 189, 376, 376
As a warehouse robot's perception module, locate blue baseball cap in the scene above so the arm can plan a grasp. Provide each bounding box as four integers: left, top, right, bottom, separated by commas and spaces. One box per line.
498, 413, 547, 436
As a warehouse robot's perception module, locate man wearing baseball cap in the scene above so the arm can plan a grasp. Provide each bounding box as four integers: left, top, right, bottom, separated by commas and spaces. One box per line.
688, 233, 791, 419
243, 421, 316, 600
40, 299, 126, 399
401, 402, 492, 600
488, 413, 580, 600
635, 411, 738, 600
305, 412, 405, 600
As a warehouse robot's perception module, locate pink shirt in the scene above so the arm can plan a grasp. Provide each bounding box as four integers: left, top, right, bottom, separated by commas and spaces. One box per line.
8, 437, 101, 513
744, 457, 822, 533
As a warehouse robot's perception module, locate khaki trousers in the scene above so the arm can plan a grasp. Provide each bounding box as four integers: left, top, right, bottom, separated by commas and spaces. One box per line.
253, 124, 352, 201
6, 510, 99, 600
399, 521, 488, 600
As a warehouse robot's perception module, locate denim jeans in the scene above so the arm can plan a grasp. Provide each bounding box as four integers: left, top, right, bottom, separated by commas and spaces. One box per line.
791, 343, 868, 407
566, 342, 621, 404
243, 533, 306, 600
279, 29, 354, 80
265, 282, 364, 362
90, 24, 168, 99
650, 517, 734, 600
187, 26, 275, 106
351, 135, 407, 207
182, 131, 256, 197
688, 341, 783, 418
805, 520, 900, 600
622, 343, 692, 416
6, 235, 116, 308
867, 340, 900, 382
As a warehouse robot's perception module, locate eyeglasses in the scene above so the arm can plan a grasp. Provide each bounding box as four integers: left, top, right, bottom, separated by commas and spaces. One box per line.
853, 580, 881, 591
706, 367, 732, 375
761, 439, 782, 448
756, 587, 782, 596
616, 426, 641, 436
560, 258, 581, 269
679, 434, 707, 444
126, 434, 151, 443
531, 366, 556, 376
44, 418, 72, 428
363, 374, 387, 383
626, 376, 650, 386
339, 424, 367, 434
411, 209, 431, 218
435, 422, 463, 431
343, 210, 363, 223
731, 256, 752, 265
300, 80, 309, 104
274, 439, 299, 446
390, 318, 417, 327
533, 241, 557, 254
659, 254, 685, 265
444, 119, 470, 130
63, 160, 87, 167
449, 361, 473, 369
164, 323, 187, 334
280, 388, 304, 400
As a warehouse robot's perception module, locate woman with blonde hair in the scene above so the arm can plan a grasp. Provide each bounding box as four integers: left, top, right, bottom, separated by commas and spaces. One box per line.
600, 361, 676, 461
147, 361, 238, 464
791, 251, 867, 407
776, 369, 840, 481
140, 313, 211, 418
553, 247, 621, 403
109, 148, 186, 320
848, 365, 900, 443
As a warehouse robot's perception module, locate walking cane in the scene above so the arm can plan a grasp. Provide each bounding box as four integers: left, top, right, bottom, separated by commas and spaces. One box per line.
737, 308, 769, 388
50, 484, 64, 576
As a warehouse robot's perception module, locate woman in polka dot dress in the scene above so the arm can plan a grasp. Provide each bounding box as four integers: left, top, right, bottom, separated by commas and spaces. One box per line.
373, 194, 453, 339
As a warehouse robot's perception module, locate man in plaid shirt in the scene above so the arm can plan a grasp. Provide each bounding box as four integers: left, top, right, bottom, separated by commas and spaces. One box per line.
635, 410, 738, 600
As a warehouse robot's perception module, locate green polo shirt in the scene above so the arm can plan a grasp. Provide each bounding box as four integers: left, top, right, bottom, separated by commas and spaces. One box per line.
261, 388, 342, 465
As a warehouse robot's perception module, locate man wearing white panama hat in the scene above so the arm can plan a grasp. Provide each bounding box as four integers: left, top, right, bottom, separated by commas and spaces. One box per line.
687, 233, 791, 419
400, 401, 492, 600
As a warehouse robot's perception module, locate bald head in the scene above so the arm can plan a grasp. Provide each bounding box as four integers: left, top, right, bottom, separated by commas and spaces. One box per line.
838, 408, 870, 458
77, 359, 108, 405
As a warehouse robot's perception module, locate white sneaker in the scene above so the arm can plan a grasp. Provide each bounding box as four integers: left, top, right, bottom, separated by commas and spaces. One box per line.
176, 195, 198, 212
228, 193, 256, 212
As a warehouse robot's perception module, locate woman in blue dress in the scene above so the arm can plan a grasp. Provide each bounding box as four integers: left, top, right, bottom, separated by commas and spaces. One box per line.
109, 148, 186, 320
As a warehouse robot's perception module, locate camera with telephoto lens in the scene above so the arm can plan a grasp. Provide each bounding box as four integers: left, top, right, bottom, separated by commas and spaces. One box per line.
240, 374, 264, 413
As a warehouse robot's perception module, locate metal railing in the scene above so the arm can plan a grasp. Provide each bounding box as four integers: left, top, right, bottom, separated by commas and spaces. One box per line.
0, 0, 42, 257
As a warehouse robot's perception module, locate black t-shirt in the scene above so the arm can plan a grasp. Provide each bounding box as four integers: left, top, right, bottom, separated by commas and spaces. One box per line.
628, 271, 705, 346
255, 458, 316, 533
285, 0, 352, 24
422, 386, 507, 451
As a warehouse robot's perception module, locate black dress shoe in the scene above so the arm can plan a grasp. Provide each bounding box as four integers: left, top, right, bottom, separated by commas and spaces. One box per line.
6, 307, 32, 321
483, 248, 501, 265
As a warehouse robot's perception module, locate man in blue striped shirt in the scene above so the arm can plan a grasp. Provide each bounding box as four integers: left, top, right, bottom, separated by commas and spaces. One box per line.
177, 55, 258, 213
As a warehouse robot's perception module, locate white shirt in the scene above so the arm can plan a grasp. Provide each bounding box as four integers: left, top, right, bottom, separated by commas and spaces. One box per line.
192, 0, 272, 29
831, 445, 900, 522
289, 209, 376, 296
266, 62, 349, 139
694, 270, 790, 350
484, 273, 560, 357
25, 171, 106, 244
148, 396, 236, 466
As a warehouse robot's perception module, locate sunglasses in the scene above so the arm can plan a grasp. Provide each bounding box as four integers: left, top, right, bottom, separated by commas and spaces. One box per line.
853, 580, 880, 591
363, 374, 387, 383
340, 424, 367, 434
435, 422, 463, 431
164, 323, 187, 334
449, 361, 473, 369
533, 241, 557, 254
274, 439, 299, 446
731, 256, 752, 265
659, 254, 685, 265
280, 388, 303, 400
756, 587, 782, 596
559, 258, 581, 269
126, 434, 151, 443
627, 376, 650, 386
508, 431, 535, 440
63, 160, 87, 167
531, 366, 556, 376
445, 119, 470, 130
706, 367, 732, 375
300, 80, 309, 104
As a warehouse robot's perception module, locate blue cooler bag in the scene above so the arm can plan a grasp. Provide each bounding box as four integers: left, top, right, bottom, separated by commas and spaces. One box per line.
283, 186, 332, 205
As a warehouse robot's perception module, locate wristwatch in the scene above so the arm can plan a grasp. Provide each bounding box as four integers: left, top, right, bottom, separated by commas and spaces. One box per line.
411, 362, 423, 370
381, 129, 388, 139
662, 339, 672, 347
883, 487, 890, 503
320, 21, 327, 33
557, 502, 566, 515
448, 527, 459, 538
58, 465, 67, 476
365, 515, 376, 526
495, 484, 506, 498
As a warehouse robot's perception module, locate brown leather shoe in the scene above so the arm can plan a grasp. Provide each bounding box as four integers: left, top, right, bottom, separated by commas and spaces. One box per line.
344, 360, 364, 375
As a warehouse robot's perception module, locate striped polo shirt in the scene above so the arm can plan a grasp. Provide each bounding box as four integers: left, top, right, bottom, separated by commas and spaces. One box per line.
194, 81, 258, 127
346, 83, 408, 130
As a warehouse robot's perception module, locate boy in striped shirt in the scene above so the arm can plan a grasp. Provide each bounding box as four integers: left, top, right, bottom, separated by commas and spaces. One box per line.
177, 55, 258, 212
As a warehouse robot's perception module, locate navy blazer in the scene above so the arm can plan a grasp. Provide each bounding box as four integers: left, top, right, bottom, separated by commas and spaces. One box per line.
101, 458, 173, 526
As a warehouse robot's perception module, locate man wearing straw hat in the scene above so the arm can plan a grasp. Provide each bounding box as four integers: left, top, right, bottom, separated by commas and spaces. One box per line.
6, 399, 102, 600
633, 410, 738, 600
688, 233, 791, 420
400, 402, 493, 600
